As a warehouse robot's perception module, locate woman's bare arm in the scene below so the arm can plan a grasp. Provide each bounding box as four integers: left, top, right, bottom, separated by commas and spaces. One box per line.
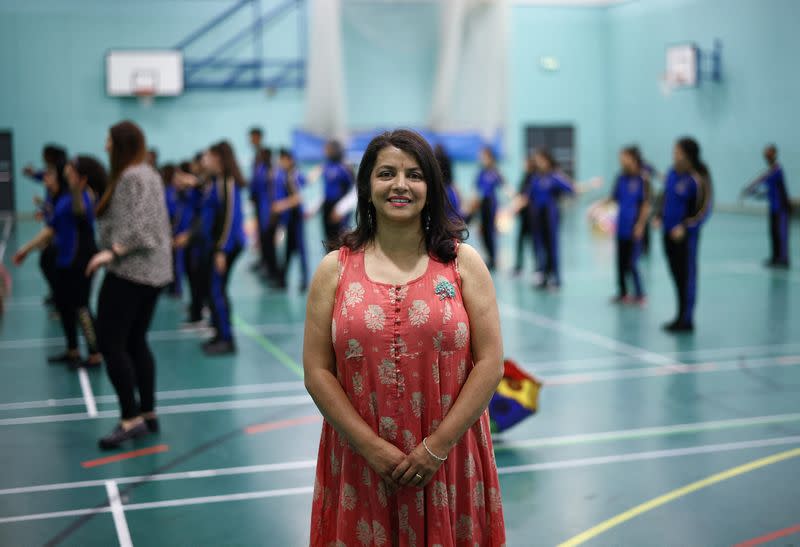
425, 243, 503, 456
303, 251, 405, 489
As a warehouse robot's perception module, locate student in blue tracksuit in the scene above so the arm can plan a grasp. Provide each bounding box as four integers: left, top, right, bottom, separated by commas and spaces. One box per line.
657, 137, 713, 333
161, 164, 185, 298
174, 156, 211, 327
24, 145, 68, 309
321, 140, 354, 247
514, 154, 537, 276
14, 156, 104, 368
597, 147, 651, 304
528, 149, 575, 289
272, 149, 309, 291
435, 144, 463, 223
741, 144, 791, 268
475, 146, 503, 270
200, 141, 246, 355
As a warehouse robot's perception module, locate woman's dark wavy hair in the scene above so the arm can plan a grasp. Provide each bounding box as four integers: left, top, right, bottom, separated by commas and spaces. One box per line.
71, 155, 108, 198
97, 120, 147, 216
210, 140, 246, 188
534, 148, 558, 171
50, 158, 69, 198
336, 129, 467, 262
676, 137, 710, 179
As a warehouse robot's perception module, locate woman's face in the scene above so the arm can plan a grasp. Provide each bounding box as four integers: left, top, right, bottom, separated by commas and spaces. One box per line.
533, 152, 550, 172
673, 144, 689, 173
64, 163, 82, 190
620, 152, 636, 174
202, 150, 222, 175
479, 149, 492, 168
370, 146, 427, 228
43, 166, 59, 194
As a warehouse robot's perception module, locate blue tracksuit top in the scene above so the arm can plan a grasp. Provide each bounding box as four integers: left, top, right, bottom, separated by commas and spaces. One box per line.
528, 172, 574, 208
612, 174, 650, 239
202, 176, 246, 254
661, 169, 712, 232
323, 161, 353, 203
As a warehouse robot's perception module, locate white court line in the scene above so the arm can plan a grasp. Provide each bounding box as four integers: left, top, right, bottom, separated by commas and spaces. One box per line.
5, 412, 800, 498
4, 353, 800, 426
105, 481, 133, 547
538, 354, 800, 385
501, 303, 684, 368
0, 322, 304, 350
2, 436, 799, 525
496, 435, 800, 475
664, 342, 800, 360
0, 381, 307, 412
0, 460, 318, 496
77, 368, 98, 418
0, 395, 314, 426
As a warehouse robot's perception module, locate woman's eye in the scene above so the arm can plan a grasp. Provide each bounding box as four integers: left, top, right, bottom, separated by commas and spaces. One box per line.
408, 172, 423, 180
378, 171, 392, 178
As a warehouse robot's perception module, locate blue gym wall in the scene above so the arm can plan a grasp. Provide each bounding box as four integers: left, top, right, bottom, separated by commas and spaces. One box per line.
1, 0, 797, 213
606, 0, 800, 205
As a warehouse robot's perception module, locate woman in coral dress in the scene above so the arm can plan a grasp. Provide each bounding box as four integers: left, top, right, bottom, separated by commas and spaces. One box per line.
304, 130, 506, 546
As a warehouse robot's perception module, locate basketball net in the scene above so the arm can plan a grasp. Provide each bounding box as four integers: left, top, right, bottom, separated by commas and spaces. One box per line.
659, 72, 683, 98
134, 87, 156, 108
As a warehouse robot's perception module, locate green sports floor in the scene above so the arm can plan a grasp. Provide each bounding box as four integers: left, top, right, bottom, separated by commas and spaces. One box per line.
1, 209, 799, 547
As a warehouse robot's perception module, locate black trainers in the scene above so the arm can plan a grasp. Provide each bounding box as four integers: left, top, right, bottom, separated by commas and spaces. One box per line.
48, 352, 81, 366
98, 421, 149, 450
203, 339, 237, 356
145, 417, 160, 433
663, 320, 694, 333
70, 357, 103, 371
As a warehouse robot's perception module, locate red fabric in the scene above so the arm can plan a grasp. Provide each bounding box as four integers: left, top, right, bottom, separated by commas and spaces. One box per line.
310, 247, 506, 546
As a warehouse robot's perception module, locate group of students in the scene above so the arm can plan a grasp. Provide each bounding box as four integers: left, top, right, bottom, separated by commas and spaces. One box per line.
445, 137, 716, 333
18, 121, 174, 449
244, 129, 352, 292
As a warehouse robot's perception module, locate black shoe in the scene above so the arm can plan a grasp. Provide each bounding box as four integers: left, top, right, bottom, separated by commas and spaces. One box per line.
664, 321, 694, 333
69, 358, 102, 371
98, 421, 149, 450
48, 352, 81, 366
202, 336, 220, 349
145, 417, 160, 433
203, 339, 236, 356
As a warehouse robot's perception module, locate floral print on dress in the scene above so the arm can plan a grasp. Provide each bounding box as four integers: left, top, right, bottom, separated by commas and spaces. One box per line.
311, 247, 506, 547
408, 300, 430, 327
345, 282, 365, 307
364, 304, 386, 332
454, 322, 469, 349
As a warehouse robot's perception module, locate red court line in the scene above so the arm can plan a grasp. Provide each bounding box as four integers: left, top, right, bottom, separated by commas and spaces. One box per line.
245, 415, 322, 435
81, 444, 170, 469
733, 524, 800, 547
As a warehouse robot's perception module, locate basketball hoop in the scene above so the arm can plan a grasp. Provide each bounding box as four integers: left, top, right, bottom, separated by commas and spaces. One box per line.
135, 87, 156, 108
659, 73, 683, 98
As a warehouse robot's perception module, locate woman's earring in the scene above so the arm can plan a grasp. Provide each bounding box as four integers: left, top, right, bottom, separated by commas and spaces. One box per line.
367, 206, 373, 228
425, 212, 431, 232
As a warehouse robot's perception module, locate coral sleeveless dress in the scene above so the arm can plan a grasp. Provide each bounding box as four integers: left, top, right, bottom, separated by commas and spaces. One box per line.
310, 246, 506, 546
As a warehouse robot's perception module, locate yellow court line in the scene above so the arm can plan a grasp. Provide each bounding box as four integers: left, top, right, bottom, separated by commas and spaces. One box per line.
558, 446, 800, 547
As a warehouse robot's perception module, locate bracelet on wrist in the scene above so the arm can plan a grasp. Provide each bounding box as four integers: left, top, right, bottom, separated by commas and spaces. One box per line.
422, 437, 447, 462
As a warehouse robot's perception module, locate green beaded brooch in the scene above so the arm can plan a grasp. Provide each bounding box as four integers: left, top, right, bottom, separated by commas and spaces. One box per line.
434, 279, 456, 300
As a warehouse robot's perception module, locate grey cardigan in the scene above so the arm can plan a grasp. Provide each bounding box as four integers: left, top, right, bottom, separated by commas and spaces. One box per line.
98, 163, 174, 287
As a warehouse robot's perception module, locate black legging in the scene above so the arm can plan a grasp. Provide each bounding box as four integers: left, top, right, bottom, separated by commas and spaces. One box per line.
39, 244, 57, 298
322, 199, 345, 248
479, 197, 497, 270
97, 272, 161, 420
185, 244, 207, 322
515, 205, 532, 271
53, 266, 98, 353
260, 218, 281, 282
281, 208, 309, 288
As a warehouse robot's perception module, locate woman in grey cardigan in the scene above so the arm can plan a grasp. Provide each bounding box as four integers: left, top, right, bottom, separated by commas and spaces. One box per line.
86, 120, 173, 450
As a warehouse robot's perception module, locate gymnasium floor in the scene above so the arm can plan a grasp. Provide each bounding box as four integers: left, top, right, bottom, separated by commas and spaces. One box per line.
1, 209, 799, 547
